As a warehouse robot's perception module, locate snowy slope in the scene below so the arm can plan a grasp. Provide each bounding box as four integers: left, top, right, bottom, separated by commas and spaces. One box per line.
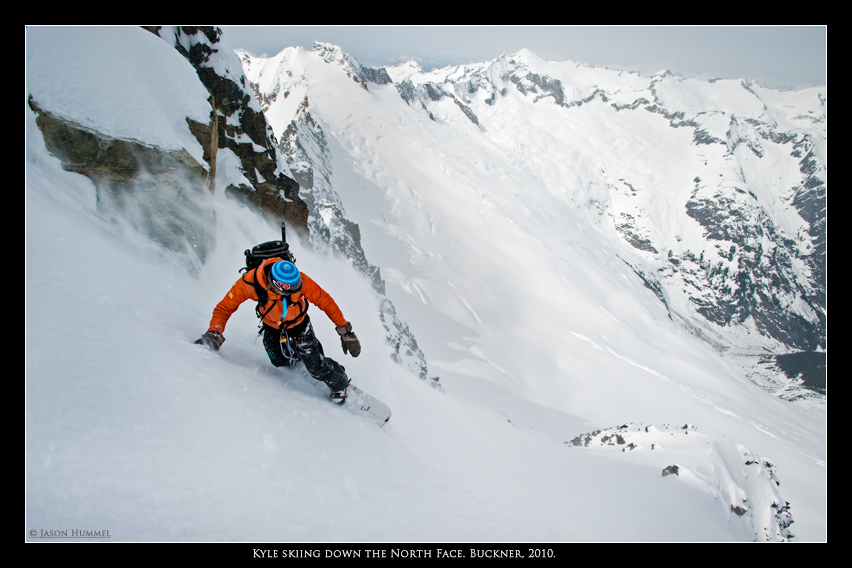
25, 27, 825, 543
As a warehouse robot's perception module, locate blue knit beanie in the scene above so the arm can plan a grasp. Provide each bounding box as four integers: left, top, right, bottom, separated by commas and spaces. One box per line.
270, 261, 301, 293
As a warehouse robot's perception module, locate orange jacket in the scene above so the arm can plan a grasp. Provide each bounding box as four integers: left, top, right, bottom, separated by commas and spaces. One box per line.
208, 258, 347, 334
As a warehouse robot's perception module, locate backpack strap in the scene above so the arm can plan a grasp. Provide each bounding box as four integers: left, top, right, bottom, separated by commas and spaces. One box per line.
281, 294, 309, 327
241, 266, 276, 328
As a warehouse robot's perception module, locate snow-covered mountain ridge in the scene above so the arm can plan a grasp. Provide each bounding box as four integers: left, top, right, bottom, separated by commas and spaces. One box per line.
26, 27, 825, 543
240, 42, 826, 402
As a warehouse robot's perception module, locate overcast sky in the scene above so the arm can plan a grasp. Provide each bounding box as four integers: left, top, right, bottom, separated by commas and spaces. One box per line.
218, 25, 826, 90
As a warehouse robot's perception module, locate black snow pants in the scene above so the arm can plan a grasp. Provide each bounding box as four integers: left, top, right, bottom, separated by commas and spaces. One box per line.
262, 316, 350, 392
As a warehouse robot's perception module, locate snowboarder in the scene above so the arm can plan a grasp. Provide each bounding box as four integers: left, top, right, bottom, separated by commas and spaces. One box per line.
196, 259, 361, 404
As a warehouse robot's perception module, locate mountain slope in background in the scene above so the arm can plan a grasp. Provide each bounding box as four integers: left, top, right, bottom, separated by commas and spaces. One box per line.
25, 27, 825, 542
242, 43, 826, 404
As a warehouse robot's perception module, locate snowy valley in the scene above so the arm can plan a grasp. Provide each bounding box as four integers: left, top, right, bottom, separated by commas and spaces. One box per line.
25, 26, 825, 543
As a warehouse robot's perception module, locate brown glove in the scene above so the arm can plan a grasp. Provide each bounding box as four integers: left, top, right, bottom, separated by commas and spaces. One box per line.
195, 330, 225, 351
336, 322, 361, 357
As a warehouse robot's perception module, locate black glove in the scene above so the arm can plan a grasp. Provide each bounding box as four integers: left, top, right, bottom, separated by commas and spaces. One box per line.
336, 323, 361, 357
195, 330, 225, 351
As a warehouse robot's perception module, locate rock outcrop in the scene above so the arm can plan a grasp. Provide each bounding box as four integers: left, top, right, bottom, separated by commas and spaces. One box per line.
28, 95, 214, 271
145, 26, 308, 232
28, 26, 311, 272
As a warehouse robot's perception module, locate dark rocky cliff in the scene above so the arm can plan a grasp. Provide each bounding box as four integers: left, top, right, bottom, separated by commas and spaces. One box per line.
145, 26, 308, 232
28, 26, 309, 273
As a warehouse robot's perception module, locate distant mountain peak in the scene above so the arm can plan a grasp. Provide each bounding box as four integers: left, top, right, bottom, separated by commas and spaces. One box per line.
239, 40, 826, 402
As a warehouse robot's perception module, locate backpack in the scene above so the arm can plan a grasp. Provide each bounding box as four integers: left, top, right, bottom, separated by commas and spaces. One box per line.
244, 221, 296, 270
244, 239, 295, 272
240, 223, 299, 326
